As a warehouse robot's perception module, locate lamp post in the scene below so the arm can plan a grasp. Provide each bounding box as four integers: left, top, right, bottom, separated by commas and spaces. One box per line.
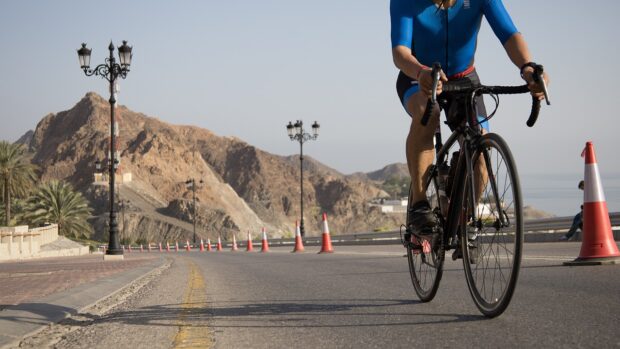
79, 41, 133, 257
118, 199, 130, 243
286, 120, 320, 237
185, 178, 204, 244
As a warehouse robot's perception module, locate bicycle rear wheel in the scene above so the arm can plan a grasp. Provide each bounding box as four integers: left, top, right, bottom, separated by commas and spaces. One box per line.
460, 133, 523, 317
406, 180, 444, 302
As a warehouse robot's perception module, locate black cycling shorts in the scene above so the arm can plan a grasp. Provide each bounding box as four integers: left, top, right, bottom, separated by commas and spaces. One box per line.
396, 69, 489, 130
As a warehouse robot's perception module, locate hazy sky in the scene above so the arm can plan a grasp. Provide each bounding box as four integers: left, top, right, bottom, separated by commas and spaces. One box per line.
1, 0, 618, 180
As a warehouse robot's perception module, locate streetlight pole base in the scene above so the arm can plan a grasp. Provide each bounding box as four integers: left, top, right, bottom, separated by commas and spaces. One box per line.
103, 254, 124, 261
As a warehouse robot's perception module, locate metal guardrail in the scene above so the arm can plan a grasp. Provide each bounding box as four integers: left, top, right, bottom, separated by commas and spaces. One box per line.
257, 212, 620, 247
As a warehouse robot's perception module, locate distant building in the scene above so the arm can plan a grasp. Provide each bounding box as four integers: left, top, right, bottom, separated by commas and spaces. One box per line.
370, 198, 408, 213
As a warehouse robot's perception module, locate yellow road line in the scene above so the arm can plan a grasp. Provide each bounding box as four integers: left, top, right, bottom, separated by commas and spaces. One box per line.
173, 260, 212, 348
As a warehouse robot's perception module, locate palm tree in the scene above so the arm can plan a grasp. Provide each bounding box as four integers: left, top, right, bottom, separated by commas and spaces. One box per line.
0, 141, 37, 226
25, 180, 93, 238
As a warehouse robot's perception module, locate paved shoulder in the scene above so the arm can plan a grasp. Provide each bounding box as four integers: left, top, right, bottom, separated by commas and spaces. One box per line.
0, 255, 166, 349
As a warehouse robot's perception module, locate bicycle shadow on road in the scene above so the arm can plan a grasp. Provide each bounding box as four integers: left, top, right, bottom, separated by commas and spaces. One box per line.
0, 302, 77, 326
53, 298, 484, 329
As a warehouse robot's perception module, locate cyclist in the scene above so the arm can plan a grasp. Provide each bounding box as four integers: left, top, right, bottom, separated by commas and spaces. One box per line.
390, 0, 549, 235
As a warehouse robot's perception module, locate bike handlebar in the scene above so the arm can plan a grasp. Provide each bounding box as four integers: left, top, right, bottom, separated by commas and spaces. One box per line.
420, 62, 549, 128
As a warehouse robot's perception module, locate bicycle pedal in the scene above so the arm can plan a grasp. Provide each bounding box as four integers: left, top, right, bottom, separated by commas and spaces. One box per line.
451, 245, 479, 264
452, 247, 462, 261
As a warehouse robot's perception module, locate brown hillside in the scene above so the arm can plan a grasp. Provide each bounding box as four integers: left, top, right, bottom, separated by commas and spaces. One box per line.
26, 92, 401, 239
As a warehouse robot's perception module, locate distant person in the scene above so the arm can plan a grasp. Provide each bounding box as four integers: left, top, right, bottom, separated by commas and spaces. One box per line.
560, 180, 585, 241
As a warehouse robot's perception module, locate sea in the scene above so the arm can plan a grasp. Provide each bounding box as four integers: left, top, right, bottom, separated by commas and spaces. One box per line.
521, 173, 620, 217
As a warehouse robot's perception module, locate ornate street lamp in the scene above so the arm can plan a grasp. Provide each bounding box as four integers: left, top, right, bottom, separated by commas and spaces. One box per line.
78, 41, 133, 259
186, 178, 204, 244
286, 120, 320, 237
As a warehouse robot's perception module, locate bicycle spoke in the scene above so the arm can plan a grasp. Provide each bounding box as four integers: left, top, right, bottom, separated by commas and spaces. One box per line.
462, 134, 523, 317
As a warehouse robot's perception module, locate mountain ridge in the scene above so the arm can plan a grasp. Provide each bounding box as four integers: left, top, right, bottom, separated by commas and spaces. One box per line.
22, 92, 402, 240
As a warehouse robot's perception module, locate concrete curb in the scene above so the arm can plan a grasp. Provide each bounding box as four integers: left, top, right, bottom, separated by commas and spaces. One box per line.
0, 256, 167, 349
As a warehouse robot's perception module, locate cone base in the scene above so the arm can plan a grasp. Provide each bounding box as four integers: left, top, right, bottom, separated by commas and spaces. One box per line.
318, 250, 334, 254
564, 256, 620, 266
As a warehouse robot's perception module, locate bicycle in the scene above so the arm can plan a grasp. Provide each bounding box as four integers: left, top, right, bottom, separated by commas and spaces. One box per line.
401, 62, 549, 317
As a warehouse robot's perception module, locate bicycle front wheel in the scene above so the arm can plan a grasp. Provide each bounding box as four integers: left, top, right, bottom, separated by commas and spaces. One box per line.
406, 180, 444, 302
460, 133, 523, 317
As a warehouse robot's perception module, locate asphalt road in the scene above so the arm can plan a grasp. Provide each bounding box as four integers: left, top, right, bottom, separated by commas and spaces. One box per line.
21, 242, 620, 349
192, 243, 620, 348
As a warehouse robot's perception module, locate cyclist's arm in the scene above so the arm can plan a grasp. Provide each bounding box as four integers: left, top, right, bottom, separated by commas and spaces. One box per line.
484, 0, 549, 98
390, 0, 425, 79
392, 46, 425, 82
503, 33, 549, 100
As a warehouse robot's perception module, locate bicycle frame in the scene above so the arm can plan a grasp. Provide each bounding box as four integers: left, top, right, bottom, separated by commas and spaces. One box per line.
424, 101, 506, 252
407, 61, 546, 316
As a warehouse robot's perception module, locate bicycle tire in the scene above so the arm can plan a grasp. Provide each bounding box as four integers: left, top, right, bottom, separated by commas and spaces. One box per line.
406, 180, 445, 302
459, 133, 523, 317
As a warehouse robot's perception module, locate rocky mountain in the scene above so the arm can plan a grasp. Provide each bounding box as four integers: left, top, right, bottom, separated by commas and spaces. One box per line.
22, 92, 401, 242
351, 163, 410, 182
15, 130, 34, 147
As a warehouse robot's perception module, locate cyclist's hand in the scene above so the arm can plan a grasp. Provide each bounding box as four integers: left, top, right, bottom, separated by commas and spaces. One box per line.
522, 67, 550, 101
418, 68, 448, 97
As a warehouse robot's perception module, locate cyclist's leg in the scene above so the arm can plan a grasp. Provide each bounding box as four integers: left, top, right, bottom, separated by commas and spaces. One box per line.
405, 91, 441, 229
473, 94, 490, 205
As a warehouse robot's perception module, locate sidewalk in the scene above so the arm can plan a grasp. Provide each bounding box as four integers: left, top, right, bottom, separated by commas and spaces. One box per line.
0, 253, 166, 348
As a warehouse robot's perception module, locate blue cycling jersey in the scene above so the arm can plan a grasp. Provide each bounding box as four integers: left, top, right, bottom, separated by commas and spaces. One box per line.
390, 0, 518, 77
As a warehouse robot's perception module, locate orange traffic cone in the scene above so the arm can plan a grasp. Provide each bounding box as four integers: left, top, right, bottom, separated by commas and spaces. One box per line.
140, 244, 144, 253
159, 242, 163, 252
261, 228, 270, 252
186, 240, 191, 252
175, 241, 179, 252
319, 213, 334, 254
216, 236, 223, 251
231, 234, 239, 251
148, 243, 152, 252
200, 239, 205, 252
128, 245, 132, 253
207, 238, 213, 251
246, 231, 254, 252
565, 142, 620, 265
292, 220, 305, 253
166, 242, 170, 252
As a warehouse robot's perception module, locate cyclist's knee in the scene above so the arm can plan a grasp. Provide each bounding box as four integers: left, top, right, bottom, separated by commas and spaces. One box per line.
407, 93, 439, 133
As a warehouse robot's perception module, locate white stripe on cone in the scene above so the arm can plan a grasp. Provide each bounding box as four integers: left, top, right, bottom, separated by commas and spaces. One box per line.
584, 163, 606, 203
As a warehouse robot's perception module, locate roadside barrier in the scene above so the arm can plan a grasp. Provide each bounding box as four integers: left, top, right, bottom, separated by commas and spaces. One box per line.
261, 228, 270, 253
319, 213, 334, 253
246, 231, 254, 252
565, 142, 620, 265
292, 220, 304, 253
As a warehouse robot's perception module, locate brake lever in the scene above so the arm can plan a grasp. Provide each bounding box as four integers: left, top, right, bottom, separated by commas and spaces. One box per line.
431, 62, 441, 104
533, 64, 550, 105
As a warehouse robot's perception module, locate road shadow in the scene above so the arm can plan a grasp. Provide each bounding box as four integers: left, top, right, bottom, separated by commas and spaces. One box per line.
0, 302, 76, 326
55, 297, 484, 329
